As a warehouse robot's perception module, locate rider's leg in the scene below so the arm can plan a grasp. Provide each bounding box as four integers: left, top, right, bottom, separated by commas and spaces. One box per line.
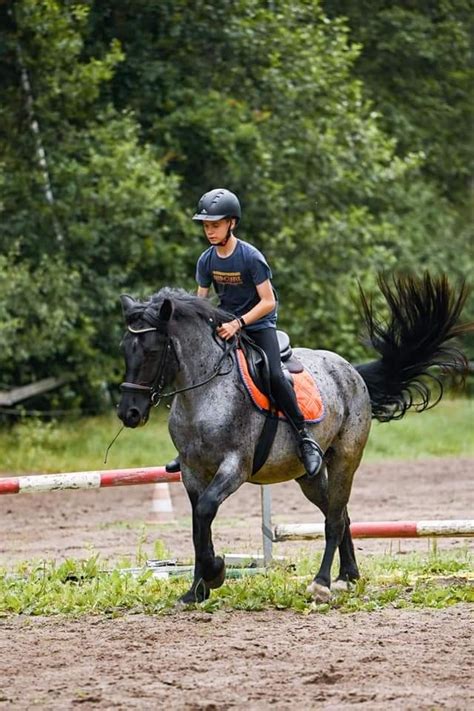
250, 328, 323, 476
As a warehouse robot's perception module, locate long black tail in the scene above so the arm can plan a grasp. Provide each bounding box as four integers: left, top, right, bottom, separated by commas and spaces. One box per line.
355, 273, 472, 422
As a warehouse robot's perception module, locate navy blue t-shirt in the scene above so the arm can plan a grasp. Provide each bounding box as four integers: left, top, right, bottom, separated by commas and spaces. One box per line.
196, 239, 277, 331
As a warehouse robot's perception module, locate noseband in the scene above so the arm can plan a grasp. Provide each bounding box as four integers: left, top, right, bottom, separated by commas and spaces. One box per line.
120, 325, 236, 406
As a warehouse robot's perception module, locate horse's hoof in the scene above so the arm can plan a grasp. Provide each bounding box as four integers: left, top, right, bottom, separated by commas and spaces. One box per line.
307, 581, 332, 603
178, 579, 210, 605
204, 556, 226, 589
174, 597, 189, 609
332, 578, 353, 593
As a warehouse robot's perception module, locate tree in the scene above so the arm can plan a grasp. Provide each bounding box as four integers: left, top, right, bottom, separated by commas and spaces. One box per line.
323, 1, 473, 202
88, 0, 443, 357
322, 0, 473, 341
0, 0, 184, 405
1, 1, 471, 411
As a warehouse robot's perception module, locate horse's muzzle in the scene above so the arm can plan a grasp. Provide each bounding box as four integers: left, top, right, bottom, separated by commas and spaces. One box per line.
117, 393, 150, 428
121, 407, 147, 428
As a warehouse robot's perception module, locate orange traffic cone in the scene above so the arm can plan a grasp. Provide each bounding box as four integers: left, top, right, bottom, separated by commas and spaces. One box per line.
150, 482, 176, 523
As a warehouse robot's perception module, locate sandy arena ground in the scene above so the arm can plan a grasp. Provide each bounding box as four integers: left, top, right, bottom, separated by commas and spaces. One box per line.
0, 457, 473, 709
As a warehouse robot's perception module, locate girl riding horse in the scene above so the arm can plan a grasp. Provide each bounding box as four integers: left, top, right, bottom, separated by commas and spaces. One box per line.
118, 195, 471, 604
166, 188, 322, 477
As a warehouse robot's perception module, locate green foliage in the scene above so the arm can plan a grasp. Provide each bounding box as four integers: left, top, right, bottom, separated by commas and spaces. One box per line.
322, 1, 473, 334
0, 548, 471, 616
0, 0, 472, 410
324, 1, 473, 201
0, 246, 80, 372
0, 0, 185, 404
92, 1, 444, 356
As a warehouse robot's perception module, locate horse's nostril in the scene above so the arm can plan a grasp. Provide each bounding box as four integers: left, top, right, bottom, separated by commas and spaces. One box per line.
121, 406, 141, 428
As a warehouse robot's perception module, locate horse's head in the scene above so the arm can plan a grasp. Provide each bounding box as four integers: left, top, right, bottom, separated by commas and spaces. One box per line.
117, 294, 179, 428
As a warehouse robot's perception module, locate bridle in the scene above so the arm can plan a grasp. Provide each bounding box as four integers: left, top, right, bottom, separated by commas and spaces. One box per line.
120, 324, 236, 407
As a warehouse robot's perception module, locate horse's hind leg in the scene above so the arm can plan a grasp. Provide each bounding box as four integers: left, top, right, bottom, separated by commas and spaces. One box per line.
297, 453, 361, 602
334, 507, 359, 587
297, 473, 359, 588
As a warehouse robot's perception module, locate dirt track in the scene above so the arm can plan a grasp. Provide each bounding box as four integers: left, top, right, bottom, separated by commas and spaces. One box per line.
1, 606, 472, 710
1, 457, 473, 709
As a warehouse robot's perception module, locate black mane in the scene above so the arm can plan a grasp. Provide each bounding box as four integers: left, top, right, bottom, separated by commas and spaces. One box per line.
126, 287, 233, 329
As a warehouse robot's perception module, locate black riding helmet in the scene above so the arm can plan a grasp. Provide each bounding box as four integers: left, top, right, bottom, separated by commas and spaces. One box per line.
192, 188, 241, 223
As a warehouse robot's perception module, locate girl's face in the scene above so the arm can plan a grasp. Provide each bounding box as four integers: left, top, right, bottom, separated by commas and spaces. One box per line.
202, 218, 234, 244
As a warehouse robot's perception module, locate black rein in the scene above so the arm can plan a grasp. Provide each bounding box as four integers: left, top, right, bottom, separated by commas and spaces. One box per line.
120, 325, 236, 407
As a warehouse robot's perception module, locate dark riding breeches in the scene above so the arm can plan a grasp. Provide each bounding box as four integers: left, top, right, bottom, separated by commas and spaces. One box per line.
247, 327, 305, 430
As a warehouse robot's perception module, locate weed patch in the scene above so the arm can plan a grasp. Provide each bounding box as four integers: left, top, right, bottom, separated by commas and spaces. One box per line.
1, 549, 471, 617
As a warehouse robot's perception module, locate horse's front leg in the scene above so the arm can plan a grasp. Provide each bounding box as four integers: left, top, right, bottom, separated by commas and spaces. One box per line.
180, 454, 246, 604
179, 488, 210, 604
179, 485, 227, 604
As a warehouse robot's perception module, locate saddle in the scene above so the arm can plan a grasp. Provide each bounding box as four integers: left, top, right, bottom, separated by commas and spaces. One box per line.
239, 330, 304, 406
237, 331, 324, 475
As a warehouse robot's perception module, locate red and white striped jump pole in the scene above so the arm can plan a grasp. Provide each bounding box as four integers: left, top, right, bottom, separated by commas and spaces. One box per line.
0, 466, 181, 495
274, 520, 474, 541
260, 487, 474, 567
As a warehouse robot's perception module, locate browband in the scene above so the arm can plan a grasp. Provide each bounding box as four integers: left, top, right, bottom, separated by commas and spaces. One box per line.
127, 325, 158, 334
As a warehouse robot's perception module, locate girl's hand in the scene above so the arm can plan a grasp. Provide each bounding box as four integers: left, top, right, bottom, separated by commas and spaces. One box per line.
217, 319, 241, 340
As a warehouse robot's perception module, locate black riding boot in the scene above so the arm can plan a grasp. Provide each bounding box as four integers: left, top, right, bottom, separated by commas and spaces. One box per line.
296, 428, 323, 477
165, 457, 180, 473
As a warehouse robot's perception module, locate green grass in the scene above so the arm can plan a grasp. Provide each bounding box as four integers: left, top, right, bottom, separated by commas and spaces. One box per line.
364, 397, 474, 461
0, 408, 177, 474
0, 398, 472, 474
0, 548, 472, 617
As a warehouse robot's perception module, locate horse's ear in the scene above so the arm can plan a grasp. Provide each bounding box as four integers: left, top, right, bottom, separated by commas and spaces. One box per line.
159, 298, 174, 322
120, 294, 136, 318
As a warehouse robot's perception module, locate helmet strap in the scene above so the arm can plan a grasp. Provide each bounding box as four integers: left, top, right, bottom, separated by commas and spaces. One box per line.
216, 219, 233, 246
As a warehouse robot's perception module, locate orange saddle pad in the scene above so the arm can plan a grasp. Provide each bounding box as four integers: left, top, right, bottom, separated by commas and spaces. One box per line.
236, 349, 324, 423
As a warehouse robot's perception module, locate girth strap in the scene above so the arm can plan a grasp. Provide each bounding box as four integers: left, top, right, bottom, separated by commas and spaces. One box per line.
252, 413, 279, 475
